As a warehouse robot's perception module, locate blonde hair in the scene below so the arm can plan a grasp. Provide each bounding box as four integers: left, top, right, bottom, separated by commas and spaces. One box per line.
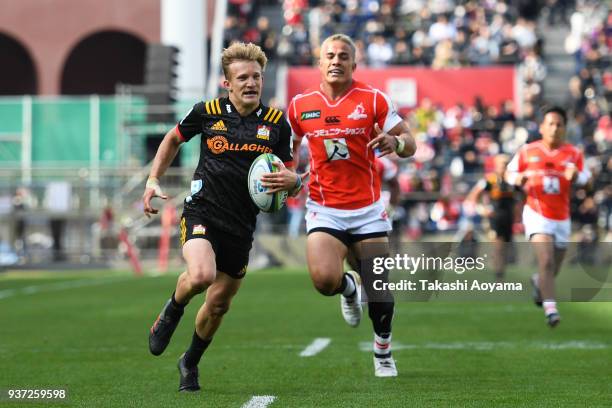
320, 34, 357, 59
221, 42, 268, 79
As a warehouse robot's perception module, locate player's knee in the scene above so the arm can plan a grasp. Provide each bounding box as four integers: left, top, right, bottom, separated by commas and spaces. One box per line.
312, 275, 340, 296
309, 264, 342, 296
188, 268, 215, 292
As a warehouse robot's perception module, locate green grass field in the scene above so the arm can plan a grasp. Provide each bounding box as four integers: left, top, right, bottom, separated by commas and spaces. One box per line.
1, 268, 611, 407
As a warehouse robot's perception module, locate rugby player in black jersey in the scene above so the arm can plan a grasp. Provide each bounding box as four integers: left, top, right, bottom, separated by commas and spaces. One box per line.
465, 154, 518, 281
143, 42, 300, 392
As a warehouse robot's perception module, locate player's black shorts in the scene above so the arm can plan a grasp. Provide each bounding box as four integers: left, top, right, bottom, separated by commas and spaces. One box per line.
179, 212, 252, 279
491, 213, 513, 242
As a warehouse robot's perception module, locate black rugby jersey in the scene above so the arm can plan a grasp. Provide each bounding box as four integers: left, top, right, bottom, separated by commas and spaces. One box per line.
480, 173, 515, 214
176, 97, 292, 239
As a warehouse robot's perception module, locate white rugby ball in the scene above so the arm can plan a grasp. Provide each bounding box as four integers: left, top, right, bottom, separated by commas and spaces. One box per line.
247, 153, 288, 212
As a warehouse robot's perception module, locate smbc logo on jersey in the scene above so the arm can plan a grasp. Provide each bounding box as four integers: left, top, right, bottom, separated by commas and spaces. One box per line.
207, 135, 273, 155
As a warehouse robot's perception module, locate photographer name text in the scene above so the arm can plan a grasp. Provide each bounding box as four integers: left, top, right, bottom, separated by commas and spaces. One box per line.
374, 279, 523, 293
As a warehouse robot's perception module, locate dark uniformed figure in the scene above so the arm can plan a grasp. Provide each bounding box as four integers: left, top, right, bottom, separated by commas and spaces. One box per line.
465, 154, 518, 281
143, 42, 301, 392
178, 97, 292, 272
481, 170, 516, 243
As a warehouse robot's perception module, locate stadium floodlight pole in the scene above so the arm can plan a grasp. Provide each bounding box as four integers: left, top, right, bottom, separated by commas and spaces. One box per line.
161, 0, 205, 101
206, 0, 227, 100
21, 95, 32, 186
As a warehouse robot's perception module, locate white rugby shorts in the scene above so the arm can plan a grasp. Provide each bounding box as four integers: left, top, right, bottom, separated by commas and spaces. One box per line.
305, 198, 392, 235
522, 204, 570, 248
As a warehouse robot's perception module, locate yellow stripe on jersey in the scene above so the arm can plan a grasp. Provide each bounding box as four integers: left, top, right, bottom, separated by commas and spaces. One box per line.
271, 109, 280, 122
271, 110, 283, 124
205, 99, 222, 115
263, 108, 274, 121
180, 217, 186, 246
214, 98, 221, 115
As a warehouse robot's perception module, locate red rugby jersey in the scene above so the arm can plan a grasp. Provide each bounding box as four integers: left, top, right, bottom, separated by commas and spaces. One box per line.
288, 81, 402, 209
508, 140, 584, 220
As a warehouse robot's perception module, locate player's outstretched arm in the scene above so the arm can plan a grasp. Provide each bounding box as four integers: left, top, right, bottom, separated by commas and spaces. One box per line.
463, 179, 490, 217
142, 127, 182, 217
465, 181, 485, 204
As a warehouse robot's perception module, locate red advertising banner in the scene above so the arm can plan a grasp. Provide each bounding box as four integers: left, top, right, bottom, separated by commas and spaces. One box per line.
286, 66, 516, 111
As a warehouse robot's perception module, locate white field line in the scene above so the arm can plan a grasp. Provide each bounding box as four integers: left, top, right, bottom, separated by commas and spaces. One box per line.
299, 337, 331, 357
242, 395, 277, 408
0, 276, 133, 300
359, 340, 609, 351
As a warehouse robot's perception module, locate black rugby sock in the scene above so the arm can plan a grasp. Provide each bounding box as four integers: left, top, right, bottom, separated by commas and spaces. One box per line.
183, 332, 212, 368
368, 301, 394, 336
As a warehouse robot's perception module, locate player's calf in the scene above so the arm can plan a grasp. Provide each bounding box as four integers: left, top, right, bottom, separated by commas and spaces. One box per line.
359, 255, 397, 376
530, 274, 543, 307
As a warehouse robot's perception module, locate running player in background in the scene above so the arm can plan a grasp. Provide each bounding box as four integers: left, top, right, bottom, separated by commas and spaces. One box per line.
287, 34, 416, 376
506, 106, 591, 327
465, 154, 518, 281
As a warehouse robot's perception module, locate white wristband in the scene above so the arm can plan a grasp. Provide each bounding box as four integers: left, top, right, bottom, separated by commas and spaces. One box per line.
395, 136, 405, 155
146, 177, 159, 189
146, 177, 163, 195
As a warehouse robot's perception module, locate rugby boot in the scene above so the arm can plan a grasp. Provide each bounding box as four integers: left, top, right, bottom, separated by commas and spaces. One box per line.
149, 299, 184, 356
178, 353, 201, 392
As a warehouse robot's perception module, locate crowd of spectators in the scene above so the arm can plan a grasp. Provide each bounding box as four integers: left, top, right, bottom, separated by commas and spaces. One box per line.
278, 0, 542, 69
224, 0, 555, 108
227, 1, 544, 70
562, 1, 611, 242
224, 1, 552, 113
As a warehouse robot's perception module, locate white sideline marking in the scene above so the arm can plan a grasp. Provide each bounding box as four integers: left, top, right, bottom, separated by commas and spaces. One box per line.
242, 395, 276, 408
0, 276, 133, 300
299, 337, 331, 357
359, 340, 609, 351
537, 341, 609, 350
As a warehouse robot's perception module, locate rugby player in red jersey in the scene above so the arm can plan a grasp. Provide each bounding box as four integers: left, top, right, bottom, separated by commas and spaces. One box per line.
506, 107, 591, 327
288, 34, 416, 376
